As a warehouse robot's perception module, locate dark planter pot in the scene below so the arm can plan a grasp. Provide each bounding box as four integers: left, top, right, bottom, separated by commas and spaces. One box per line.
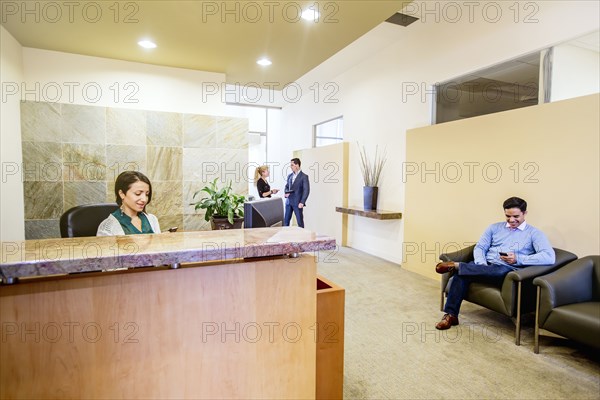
211, 216, 244, 230
363, 186, 378, 210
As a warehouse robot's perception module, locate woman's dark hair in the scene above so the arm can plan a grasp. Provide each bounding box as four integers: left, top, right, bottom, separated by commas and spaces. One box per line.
503, 196, 527, 212
114, 171, 152, 206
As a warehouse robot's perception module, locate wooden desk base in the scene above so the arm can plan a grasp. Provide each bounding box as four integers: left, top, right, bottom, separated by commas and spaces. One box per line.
1, 256, 316, 399
316, 275, 345, 400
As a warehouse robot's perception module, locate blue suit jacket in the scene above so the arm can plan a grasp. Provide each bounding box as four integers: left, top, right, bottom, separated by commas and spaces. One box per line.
285, 170, 310, 207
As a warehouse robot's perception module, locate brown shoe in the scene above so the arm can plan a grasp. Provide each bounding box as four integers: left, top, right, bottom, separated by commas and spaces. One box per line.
436, 261, 456, 274
436, 314, 459, 330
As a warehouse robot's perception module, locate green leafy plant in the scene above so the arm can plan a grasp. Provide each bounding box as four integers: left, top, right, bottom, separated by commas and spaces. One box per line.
358, 142, 387, 187
192, 179, 245, 224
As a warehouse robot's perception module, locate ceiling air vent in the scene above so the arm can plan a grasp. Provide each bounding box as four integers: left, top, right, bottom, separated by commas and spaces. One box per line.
385, 12, 418, 27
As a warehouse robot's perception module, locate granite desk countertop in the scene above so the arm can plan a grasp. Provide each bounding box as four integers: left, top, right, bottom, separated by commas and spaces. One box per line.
0, 227, 336, 281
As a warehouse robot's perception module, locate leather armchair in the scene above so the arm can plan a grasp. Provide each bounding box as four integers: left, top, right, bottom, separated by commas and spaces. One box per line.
533, 255, 600, 353
60, 203, 119, 238
439, 246, 577, 345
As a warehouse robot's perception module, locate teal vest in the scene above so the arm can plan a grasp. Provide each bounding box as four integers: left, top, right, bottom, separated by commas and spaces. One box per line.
111, 209, 154, 235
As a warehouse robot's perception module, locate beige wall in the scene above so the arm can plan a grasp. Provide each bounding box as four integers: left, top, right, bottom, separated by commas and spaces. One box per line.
279, 1, 599, 265
22, 47, 226, 114
295, 143, 349, 245
403, 93, 600, 280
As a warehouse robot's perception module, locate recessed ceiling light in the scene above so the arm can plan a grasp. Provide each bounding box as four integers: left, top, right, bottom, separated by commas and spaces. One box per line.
138, 40, 157, 49
257, 58, 272, 66
301, 9, 320, 21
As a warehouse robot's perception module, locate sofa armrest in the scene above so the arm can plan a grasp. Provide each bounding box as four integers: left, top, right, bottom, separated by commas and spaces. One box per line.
501, 248, 577, 314
506, 265, 559, 282
439, 245, 475, 264
533, 257, 594, 326
439, 245, 475, 292
499, 265, 558, 313
533, 257, 594, 307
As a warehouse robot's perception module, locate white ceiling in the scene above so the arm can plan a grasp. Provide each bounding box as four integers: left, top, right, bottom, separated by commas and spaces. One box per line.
0, 0, 412, 87
569, 30, 600, 52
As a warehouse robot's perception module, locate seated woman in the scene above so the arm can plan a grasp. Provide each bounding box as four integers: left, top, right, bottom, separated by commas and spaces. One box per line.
254, 165, 279, 198
97, 171, 161, 236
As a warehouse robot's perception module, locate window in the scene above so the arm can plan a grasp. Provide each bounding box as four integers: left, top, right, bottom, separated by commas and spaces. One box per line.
224, 104, 268, 162
313, 116, 343, 147
434, 51, 543, 124
224, 103, 281, 198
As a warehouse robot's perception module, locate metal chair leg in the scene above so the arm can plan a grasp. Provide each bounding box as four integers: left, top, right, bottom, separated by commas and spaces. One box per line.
440, 290, 444, 311
515, 281, 522, 346
534, 287, 541, 354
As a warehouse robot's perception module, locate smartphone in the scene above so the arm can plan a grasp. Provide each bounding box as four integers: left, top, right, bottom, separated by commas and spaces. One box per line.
168, 227, 178, 233
499, 252, 508, 256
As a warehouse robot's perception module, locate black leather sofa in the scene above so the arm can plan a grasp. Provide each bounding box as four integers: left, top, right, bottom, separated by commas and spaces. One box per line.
439, 245, 578, 345
533, 255, 600, 353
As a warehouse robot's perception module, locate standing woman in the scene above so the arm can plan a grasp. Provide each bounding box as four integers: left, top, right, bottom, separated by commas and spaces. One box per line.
97, 171, 161, 236
254, 165, 279, 198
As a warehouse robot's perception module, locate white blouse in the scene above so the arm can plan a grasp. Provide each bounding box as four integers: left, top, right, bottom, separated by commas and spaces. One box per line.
96, 213, 161, 236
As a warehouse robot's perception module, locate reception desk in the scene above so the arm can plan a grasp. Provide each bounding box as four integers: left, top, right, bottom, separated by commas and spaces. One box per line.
0, 227, 336, 399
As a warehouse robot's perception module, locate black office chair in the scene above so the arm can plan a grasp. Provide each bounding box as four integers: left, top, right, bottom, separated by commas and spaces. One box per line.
60, 203, 119, 238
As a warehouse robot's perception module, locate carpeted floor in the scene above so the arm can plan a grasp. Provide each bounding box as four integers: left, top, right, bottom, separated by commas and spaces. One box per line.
317, 246, 600, 399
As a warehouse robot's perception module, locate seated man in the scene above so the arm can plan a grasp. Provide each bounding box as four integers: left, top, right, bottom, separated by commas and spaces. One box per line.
435, 196, 555, 330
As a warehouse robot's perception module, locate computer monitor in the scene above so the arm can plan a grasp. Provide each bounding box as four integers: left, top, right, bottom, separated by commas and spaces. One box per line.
243, 197, 284, 228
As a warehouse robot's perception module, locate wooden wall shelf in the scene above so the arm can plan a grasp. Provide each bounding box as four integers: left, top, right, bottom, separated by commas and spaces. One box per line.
335, 206, 402, 220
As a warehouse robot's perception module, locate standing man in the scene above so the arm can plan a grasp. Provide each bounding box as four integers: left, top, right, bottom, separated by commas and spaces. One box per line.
435, 196, 555, 330
283, 158, 310, 228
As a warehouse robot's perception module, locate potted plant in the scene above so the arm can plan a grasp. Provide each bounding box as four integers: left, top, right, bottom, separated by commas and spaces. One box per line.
358, 143, 387, 210
192, 178, 246, 230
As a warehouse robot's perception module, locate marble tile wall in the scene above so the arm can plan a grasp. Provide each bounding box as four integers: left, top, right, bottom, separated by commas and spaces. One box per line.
21, 101, 249, 239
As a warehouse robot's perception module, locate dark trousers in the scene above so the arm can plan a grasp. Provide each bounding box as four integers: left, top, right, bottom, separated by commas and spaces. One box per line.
444, 262, 517, 316
284, 204, 304, 228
